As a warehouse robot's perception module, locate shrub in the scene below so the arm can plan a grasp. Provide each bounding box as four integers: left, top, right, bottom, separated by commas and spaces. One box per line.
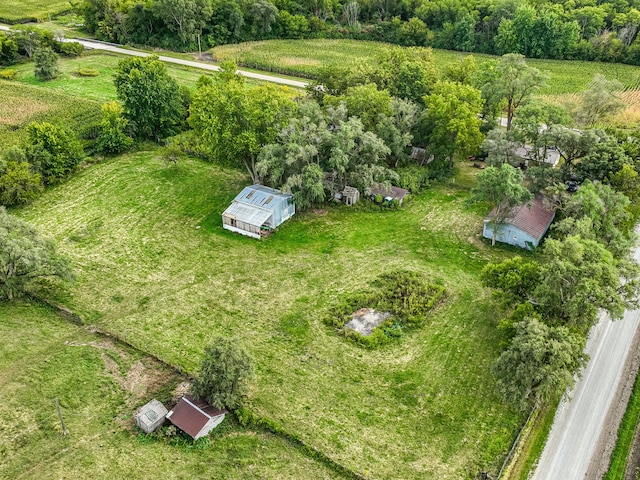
0, 160, 43, 206
56, 41, 84, 57
76, 67, 99, 77
96, 101, 133, 154
0, 69, 16, 80
25, 122, 84, 184
325, 270, 446, 347
33, 46, 59, 81
0, 32, 18, 65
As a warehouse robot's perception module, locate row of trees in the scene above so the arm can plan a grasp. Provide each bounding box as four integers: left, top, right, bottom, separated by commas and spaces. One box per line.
79, 0, 640, 64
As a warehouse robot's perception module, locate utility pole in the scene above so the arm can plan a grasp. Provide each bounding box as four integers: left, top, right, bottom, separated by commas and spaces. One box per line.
54, 398, 68, 435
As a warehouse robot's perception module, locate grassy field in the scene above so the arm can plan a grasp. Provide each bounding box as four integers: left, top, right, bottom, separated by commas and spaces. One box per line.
0, 80, 101, 149
211, 39, 640, 95
13, 149, 525, 479
2, 52, 233, 103
0, 300, 346, 479
0, 0, 69, 23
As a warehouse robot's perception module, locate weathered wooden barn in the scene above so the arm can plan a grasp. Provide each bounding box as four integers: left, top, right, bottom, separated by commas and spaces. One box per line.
222, 185, 295, 239
166, 396, 227, 440
483, 196, 556, 249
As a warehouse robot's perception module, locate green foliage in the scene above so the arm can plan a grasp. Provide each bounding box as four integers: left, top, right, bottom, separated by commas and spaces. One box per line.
76, 67, 100, 77
481, 256, 541, 307
257, 101, 394, 209
189, 70, 296, 183
469, 164, 532, 246
192, 336, 254, 410
422, 81, 484, 167
326, 270, 445, 348
0, 207, 72, 300
114, 56, 185, 140
0, 155, 43, 206
576, 74, 626, 126
0, 32, 18, 65
25, 122, 84, 184
0, 69, 16, 80
33, 46, 59, 81
96, 101, 133, 154
493, 317, 587, 409
55, 41, 85, 57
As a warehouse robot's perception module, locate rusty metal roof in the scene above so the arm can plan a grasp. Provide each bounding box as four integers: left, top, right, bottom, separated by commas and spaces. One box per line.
370, 185, 409, 201
166, 396, 226, 439
488, 196, 556, 240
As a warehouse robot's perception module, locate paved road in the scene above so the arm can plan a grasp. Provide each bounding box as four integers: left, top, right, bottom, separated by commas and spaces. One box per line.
531, 246, 640, 479
0, 24, 309, 88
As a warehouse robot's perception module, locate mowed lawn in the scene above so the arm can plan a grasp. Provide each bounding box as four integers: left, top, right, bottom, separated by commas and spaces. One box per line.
0, 0, 69, 22
0, 301, 344, 479
3, 52, 226, 103
16, 150, 523, 479
212, 39, 640, 95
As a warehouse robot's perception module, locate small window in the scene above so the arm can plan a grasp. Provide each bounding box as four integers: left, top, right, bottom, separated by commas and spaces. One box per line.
264, 195, 274, 205
246, 191, 254, 199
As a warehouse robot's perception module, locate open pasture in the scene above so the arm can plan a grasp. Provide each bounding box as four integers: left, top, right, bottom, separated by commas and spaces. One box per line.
0, 301, 343, 479
211, 39, 640, 95
16, 150, 523, 479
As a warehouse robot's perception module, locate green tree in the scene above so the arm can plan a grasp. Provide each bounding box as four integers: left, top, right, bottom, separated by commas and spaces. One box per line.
481, 256, 541, 307
192, 336, 254, 410
442, 55, 477, 85
483, 54, 546, 131
554, 180, 633, 257
33, 47, 59, 81
0, 207, 72, 300
325, 83, 392, 131
25, 122, 84, 184
0, 32, 18, 65
422, 81, 483, 168
0, 157, 43, 206
535, 235, 639, 329
576, 74, 625, 127
96, 101, 133, 154
153, 0, 213, 46
189, 70, 296, 183
469, 164, 532, 245
114, 56, 185, 140
493, 318, 587, 408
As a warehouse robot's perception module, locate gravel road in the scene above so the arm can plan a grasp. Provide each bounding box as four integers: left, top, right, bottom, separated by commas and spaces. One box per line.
532, 245, 640, 480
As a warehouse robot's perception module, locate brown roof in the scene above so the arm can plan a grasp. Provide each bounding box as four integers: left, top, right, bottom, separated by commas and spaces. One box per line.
166, 395, 226, 439
370, 185, 409, 201
488, 196, 556, 240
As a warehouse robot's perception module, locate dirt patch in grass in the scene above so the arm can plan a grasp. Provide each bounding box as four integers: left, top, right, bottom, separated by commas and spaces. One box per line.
345, 308, 391, 336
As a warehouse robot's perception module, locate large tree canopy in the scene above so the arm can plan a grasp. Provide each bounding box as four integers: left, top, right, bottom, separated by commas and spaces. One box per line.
0, 208, 72, 300
189, 65, 296, 183
114, 56, 185, 140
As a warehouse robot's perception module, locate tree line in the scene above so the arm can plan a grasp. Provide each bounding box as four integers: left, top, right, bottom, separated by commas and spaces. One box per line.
79, 0, 640, 65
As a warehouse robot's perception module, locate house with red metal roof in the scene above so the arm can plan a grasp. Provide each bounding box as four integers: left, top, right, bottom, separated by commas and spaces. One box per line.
483, 196, 555, 249
166, 395, 227, 440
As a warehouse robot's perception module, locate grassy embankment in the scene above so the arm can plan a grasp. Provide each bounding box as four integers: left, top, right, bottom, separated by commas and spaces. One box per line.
8, 144, 526, 479
0, 301, 345, 479
604, 368, 640, 479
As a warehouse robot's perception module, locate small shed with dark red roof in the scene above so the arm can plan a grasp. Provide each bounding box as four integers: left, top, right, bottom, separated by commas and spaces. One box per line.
166, 395, 227, 440
483, 196, 555, 249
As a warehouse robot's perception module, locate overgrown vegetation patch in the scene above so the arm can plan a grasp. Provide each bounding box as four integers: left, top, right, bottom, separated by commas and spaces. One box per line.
326, 270, 445, 347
